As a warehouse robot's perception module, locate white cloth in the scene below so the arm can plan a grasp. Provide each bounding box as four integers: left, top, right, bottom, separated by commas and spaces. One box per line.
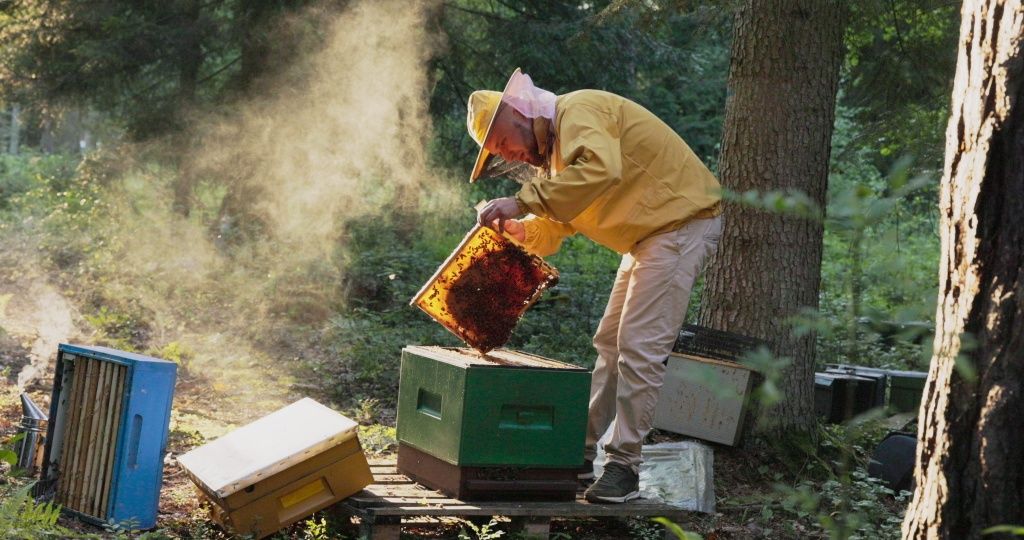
593, 440, 716, 513
502, 70, 556, 121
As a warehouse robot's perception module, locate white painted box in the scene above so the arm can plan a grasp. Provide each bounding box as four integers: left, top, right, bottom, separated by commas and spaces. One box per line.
653, 353, 756, 446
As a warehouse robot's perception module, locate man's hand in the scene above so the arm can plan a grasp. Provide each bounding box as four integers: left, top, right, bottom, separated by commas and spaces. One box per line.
477, 197, 524, 234
493, 218, 526, 242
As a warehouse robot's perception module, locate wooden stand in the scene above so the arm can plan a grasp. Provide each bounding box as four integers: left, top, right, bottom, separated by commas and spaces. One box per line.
397, 443, 577, 501
342, 459, 693, 540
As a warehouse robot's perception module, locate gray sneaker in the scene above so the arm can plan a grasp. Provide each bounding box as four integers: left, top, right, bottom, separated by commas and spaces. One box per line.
584, 462, 640, 503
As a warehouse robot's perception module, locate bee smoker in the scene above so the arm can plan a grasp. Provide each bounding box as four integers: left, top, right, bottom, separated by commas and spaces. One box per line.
16, 393, 48, 475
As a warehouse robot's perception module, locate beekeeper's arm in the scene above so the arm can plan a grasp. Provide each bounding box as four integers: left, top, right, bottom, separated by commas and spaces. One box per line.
501, 216, 575, 258
515, 104, 622, 222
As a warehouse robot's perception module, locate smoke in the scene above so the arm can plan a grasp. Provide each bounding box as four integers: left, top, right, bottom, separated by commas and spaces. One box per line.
102, 0, 461, 313
74, 0, 461, 362
194, 0, 456, 261
0, 0, 466, 416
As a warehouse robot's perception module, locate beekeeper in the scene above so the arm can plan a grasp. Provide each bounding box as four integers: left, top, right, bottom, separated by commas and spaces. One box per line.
466, 68, 723, 504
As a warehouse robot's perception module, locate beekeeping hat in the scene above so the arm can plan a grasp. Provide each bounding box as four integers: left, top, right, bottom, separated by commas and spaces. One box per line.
466, 68, 556, 183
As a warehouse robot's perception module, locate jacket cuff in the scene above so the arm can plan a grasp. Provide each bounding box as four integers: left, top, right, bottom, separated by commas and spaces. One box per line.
513, 194, 530, 216
515, 188, 546, 218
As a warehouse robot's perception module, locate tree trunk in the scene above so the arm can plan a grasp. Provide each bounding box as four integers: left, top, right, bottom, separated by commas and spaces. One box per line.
697, 0, 846, 434
235, 0, 279, 94
902, 1, 1024, 538
7, 104, 20, 155
173, 0, 203, 217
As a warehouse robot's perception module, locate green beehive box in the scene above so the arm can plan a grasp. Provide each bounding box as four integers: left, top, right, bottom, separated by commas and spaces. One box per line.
397, 346, 589, 468
888, 370, 927, 413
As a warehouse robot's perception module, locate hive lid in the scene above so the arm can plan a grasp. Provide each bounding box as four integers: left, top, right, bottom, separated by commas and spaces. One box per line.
668, 352, 757, 371
177, 398, 358, 498
403, 345, 587, 371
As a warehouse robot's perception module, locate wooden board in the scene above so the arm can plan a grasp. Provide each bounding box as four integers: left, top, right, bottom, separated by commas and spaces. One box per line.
343, 460, 691, 519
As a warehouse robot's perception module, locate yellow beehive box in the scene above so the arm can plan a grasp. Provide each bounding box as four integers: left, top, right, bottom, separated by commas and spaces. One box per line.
177, 398, 373, 539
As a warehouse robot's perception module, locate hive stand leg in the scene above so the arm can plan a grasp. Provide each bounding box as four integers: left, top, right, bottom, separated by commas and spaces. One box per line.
359, 516, 401, 540
509, 516, 552, 539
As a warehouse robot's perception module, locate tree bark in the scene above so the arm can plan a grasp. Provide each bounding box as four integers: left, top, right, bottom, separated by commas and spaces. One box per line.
235, 0, 279, 94
697, 0, 846, 433
173, 0, 203, 217
902, 1, 1024, 538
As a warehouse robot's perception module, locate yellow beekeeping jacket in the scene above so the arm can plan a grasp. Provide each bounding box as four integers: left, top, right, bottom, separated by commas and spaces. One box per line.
515, 90, 722, 256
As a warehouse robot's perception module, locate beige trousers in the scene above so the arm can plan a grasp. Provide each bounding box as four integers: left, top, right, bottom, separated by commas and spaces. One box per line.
584, 215, 722, 471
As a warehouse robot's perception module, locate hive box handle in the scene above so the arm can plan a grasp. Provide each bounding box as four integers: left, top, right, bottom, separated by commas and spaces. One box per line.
128, 414, 143, 469
416, 389, 442, 420
499, 405, 553, 430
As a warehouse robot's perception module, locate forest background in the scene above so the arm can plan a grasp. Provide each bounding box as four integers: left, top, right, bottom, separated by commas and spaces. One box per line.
0, 1, 959, 538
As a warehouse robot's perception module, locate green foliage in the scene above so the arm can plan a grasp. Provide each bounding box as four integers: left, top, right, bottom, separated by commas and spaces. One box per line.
151, 341, 195, 369
0, 0, 319, 140
652, 517, 702, 540
843, 0, 959, 167
84, 304, 150, 352
301, 515, 330, 540
721, 188, 823, 221
458, 517, 505, 540
0, 483, 69, 539
739, 347, 791, 412
513, 235, 619, 366
432, 1, 730, 176
0, 432, 21, 467
984, 525, 1024, 536
819, 107, 939, 370
0, 152, 77, 210
357, 424, 397, 456
775, 469, 909, 540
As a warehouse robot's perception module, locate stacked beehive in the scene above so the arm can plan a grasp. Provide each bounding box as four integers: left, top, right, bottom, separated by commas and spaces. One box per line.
396, 346, 589, 501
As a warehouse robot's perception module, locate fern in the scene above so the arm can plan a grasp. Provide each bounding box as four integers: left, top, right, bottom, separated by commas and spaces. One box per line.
0, 483, 70, 539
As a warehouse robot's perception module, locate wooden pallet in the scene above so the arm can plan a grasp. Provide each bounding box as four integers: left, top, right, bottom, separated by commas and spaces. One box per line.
340, 460, 692, 540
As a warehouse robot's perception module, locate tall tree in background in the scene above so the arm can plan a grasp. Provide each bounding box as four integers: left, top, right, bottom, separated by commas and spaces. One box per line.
698, 0, 846, 434
902, 0, 1024, 537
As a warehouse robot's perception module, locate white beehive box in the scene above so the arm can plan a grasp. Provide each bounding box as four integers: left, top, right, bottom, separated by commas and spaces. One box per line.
653, 353, 756, 446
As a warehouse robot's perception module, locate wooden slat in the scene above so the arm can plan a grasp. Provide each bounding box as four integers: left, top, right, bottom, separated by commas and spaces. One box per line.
369, 474, 416, 484
355, 501, 692, 518
88, 362, 116, 516
92, 361, 113, 511
68, 357, 97, 507
348, 495, 469, 508
345, 460, 692, 520
77, 358, 107, 512
97, 364, 125, 519
357, 487, 451, 498
90, 363, 113, 518
79, 360, 101, 514
56, 359, 85, 502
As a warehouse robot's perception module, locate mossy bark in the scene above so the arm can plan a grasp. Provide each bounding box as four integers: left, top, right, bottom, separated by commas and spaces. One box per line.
698, 0, 847, 435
